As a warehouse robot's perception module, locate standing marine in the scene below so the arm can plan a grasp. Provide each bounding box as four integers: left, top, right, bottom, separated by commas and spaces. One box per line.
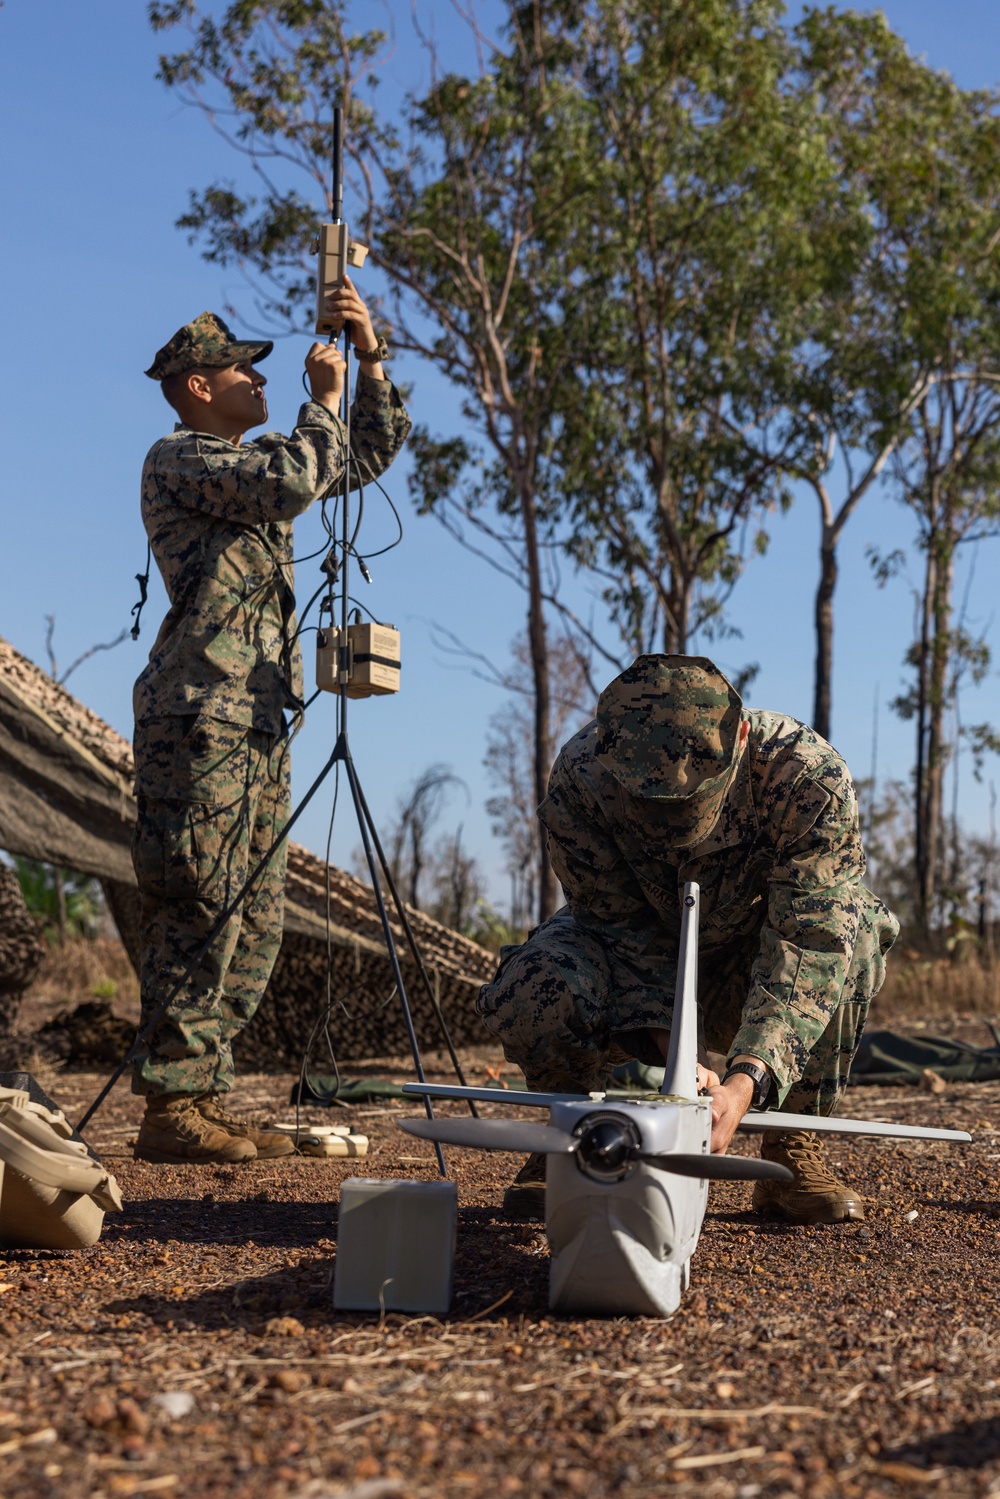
478, 654, 898, 1223
132, 280, 410, 1164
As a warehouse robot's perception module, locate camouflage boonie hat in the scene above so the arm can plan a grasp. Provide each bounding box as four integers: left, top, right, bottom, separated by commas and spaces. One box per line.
594, 654, 743, 846
144, 311, 273, 381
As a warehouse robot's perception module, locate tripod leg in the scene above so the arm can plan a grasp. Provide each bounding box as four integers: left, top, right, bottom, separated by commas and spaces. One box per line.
352, 775, 480, 1117
341, 744, 447, 1178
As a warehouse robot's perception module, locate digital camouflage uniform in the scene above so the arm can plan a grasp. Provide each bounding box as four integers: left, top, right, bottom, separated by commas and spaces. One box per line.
478, 655, 898, 1117
0, 862, 45, 1040
133, 313, 411, 1097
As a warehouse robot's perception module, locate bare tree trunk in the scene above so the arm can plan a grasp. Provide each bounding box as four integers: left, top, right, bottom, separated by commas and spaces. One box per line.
924, 539, 954, 937
54, 868, 67, 945
663, 570, 690, 655
519, 475, 556, 922
914, 541, 936, 938
813, 524, 837, 742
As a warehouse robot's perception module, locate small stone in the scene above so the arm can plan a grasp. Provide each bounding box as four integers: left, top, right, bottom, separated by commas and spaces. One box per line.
904, 1210, 919, 1223
82, 1396, 117, 1429
117, 1399, 149, 1436
919, 1069, 947, 1095
263, 1316, 305, 1338
151, 1391, 195, 1420
269, 1370, 307, 1393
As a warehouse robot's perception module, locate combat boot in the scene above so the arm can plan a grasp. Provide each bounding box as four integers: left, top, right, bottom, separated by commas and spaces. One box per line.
135, 1093, 257, 1165
502, 1152, 546, 1222
752, 1130, 865, 1224
196, 1094, 294, 1159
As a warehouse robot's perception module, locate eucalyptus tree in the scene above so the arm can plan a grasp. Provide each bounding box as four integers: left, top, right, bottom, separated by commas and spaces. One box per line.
790, 10, 1000, 756
793, 10, 1000, 931
546, 0, 852, 661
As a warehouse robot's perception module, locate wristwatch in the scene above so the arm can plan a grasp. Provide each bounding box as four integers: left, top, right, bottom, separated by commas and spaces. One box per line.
353, 334, 388, 364
722, 1061, 772, 1110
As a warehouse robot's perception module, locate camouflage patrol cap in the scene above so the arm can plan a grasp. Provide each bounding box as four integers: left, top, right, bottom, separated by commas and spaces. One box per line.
594, 654, 743, 846
144, 311, 274, 381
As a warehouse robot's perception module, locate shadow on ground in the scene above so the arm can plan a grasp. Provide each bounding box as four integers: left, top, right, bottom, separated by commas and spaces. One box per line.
102, 1205, 550, 1330
882, 1416, 1000, 1470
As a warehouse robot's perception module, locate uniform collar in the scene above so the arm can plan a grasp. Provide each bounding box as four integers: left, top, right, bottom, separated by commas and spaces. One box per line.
172, 422, 241, 447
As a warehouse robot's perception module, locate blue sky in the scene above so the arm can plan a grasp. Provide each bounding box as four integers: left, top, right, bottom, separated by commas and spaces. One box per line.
2, 1, 1000, 906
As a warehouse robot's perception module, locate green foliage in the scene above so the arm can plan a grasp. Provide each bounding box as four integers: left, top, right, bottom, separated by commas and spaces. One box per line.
549, 0, 854, 653
13, 858, 103, 942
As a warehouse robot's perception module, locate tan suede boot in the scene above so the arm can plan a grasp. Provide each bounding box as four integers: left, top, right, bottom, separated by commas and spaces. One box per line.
196, 1094, 294, 1159
502, 1152, 547, 1221
135, 1093, 257, 1165
752, 1130, 865, 1224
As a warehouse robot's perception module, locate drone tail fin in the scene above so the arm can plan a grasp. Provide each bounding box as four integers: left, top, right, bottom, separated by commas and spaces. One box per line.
661, 881, 700, 1101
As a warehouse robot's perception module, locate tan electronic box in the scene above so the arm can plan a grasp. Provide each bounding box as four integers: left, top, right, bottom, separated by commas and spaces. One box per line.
313, 222, 369, 336
316, 621, 401, 699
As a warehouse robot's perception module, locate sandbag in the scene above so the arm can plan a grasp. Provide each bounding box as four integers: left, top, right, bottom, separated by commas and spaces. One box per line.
0, 1087, 122, 1250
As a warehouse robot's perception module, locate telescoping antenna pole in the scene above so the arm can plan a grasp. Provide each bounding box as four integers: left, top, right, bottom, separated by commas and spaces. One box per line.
321, 103, 474, 1176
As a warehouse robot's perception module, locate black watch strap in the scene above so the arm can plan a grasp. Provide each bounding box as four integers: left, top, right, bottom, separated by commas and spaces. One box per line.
723, 1061, 772, 1110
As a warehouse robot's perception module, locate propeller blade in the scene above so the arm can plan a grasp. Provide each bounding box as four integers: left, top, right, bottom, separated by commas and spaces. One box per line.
397, 1116, 577, 1155
635, 1151, 793, 1183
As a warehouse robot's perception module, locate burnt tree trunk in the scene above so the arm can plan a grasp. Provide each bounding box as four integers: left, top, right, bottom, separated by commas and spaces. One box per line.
813, 524, 837, 743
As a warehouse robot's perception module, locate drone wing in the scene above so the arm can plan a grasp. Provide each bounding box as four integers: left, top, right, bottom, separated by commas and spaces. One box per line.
739, 1110, 971, 1143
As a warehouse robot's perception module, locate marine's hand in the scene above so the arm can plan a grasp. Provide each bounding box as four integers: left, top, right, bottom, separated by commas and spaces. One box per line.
305, 341, 346, 412
696, 1063, 721, 1094
706, 1072, 754, 1154
324, 274, 376, 350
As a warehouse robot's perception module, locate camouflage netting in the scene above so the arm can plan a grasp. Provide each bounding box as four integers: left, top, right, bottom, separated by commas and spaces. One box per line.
0, 635, 496, 1066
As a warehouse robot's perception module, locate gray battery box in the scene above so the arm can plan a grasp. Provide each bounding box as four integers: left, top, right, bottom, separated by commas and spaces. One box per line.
333, 1178, 457, 1314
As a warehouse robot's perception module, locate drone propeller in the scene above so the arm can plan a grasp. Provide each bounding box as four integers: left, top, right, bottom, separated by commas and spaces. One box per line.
397, 1117, 793, 1182
636, 1152, 792, 1183
398, 1116, 577, 1155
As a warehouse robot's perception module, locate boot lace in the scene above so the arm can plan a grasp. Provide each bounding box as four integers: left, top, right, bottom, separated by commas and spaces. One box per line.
773, 1131, 839, 1188
199, 1095, 254, 1130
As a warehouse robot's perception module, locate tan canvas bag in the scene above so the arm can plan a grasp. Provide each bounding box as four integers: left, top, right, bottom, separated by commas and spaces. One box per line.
0, 1087, 122, 1250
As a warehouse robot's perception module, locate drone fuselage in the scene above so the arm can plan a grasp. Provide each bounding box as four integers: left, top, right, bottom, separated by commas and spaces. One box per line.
546, 1096, 712, 1316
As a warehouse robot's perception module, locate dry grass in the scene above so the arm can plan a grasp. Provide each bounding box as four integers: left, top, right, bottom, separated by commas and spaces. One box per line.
874, 950, 1000, 1023
19, 935, 1000, 1036
22, 935, 139, 1024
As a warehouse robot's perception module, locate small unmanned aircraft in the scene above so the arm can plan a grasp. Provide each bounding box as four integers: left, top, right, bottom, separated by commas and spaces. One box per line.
397, 883, 971, 1316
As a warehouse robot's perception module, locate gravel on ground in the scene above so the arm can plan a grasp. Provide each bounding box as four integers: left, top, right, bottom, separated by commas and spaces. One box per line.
0, 1045, 997, 1499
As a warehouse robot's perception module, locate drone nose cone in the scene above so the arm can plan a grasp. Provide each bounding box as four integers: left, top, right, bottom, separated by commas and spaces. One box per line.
576, 1118, 636, 1181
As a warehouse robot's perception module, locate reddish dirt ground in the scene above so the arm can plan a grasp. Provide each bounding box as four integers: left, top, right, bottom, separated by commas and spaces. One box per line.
0, 1047, 997, 1499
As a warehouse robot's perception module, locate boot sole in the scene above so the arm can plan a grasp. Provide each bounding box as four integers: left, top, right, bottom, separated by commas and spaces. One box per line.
753, 1196, 866, 1225
254, 1140, 295, 1159
502, 1186, 546, 1222
134, 1144, 257, 1165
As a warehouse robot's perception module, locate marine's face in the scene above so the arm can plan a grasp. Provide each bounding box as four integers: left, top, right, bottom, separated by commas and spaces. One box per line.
201, 359, 268, 429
